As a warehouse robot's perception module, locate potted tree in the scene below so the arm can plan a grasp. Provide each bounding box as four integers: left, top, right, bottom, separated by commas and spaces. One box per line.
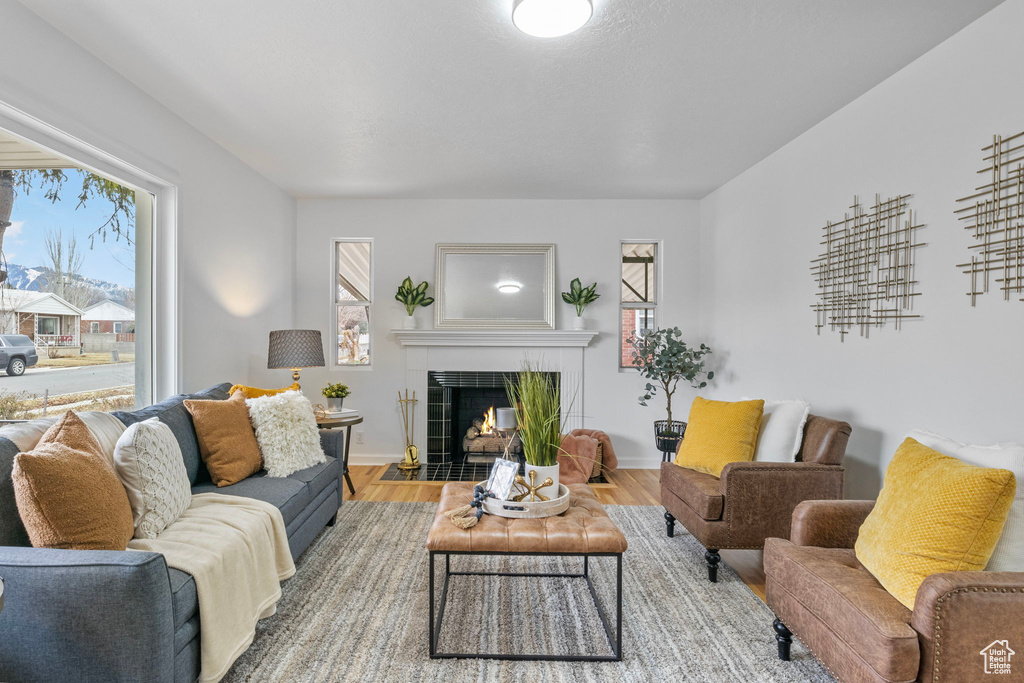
395, 277, 435, 329
561, 278, 600, 330
629, 327, 714, 454
505, 363, 565, 501
321, 382, 351, 412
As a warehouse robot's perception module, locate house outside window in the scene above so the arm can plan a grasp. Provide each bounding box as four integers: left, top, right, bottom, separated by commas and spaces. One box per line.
334, 239, 372, 366
0, 136, 145, 414
620, 241, 659, 368
114, 322, 123, 334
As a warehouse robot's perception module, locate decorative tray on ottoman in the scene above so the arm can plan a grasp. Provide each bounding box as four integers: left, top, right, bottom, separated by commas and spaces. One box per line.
479, 482, 571, 519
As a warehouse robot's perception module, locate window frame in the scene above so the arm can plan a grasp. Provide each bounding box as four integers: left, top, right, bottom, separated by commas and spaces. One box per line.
619, 240, 662, 371
332, 237, 374, 370
37, 315, 60, 336
113, 322, 123, 334
90, 321, 99, 333
0, 105, 178, 405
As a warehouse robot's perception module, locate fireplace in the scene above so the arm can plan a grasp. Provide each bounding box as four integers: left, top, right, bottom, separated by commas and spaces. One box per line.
427, 370, 558, 465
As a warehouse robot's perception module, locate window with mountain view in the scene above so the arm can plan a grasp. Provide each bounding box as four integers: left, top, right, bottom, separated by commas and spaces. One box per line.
0, 137, 146, 421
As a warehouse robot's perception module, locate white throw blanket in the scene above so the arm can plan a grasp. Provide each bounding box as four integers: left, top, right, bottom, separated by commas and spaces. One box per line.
129, 493, 295, 683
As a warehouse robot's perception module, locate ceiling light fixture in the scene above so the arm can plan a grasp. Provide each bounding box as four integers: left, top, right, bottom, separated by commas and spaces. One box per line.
512, 0, 593, 38
497, 282, 522, 294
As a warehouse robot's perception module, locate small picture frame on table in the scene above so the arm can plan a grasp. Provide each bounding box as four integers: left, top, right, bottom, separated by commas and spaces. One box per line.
485, 458, 519, 501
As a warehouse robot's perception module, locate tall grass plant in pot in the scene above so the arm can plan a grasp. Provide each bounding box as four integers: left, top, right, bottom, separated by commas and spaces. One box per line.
505, 363, 565, 501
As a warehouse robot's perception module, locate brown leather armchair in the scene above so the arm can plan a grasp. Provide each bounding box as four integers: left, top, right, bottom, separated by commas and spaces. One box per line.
767, 500, 1024, 682
661, 414, 851, 581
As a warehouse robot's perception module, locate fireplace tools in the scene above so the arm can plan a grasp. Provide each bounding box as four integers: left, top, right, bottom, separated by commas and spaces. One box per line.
397, 389, 420, 470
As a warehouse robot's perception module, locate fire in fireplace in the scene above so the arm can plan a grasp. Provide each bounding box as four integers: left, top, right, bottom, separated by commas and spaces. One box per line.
462, 406, 522, 458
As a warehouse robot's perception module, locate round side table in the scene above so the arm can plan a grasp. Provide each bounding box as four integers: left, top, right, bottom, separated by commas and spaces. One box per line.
317, 414, 363, 496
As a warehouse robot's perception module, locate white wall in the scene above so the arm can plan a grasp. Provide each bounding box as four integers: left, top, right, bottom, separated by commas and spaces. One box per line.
699, 0, 1024, 498
296, 199, 701, 466
0, 0, 296, 395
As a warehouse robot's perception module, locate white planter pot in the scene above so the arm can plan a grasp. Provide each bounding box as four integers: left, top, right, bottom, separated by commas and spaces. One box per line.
402, 314, 417, 329
572, 315, 585, 330
326, 397, 344, 411
523, 463, 560, 502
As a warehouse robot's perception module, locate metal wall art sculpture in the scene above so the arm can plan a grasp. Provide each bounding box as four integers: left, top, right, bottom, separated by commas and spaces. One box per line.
811, 195, 925, 339
955, 131, 1024, 305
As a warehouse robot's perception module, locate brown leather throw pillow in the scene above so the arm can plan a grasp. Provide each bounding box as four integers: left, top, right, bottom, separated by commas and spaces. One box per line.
184, 391, 263, 487
12, 411, 135, 550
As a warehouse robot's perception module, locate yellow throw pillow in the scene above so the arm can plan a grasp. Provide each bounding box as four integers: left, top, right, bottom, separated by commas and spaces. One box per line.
674, 397, 765, 477
855, 438, 1016, 609
228, 382, 300, 399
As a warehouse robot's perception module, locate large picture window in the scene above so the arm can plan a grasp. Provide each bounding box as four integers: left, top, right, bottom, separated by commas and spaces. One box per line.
334, 239, 372, 366
620, 241, 659, 368
0, 125, 150, 416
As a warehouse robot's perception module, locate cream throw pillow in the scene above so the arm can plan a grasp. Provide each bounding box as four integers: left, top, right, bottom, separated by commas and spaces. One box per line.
114, 417, 192, 539
742, 398, 810, 462
908, 429, 1024, 572
246, 391, 327, 477
0, 411, 126, 465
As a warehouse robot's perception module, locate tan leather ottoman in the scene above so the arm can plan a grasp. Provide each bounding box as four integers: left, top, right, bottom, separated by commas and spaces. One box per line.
425, 482, 627, 661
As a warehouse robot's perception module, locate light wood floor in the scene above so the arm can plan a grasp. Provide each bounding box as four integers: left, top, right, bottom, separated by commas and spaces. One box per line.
347, 465, 767, 600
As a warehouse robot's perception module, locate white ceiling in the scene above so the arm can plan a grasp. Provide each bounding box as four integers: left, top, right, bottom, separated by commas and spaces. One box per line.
17, 0, 1003, 199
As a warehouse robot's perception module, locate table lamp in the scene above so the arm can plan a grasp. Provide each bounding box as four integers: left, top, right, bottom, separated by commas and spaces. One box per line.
267, 329, 325, 388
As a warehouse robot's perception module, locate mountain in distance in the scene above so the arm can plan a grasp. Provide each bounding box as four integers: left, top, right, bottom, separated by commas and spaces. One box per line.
3, 263, 134, 307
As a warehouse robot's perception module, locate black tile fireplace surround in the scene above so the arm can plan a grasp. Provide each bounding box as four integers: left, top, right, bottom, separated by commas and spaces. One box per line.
427, 370, 558, 465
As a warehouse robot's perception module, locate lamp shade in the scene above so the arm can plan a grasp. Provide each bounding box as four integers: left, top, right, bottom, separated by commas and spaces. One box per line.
267, 329, 325, 369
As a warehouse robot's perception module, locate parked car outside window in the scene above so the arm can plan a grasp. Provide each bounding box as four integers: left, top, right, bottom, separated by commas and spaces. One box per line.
0, 335, 39, 376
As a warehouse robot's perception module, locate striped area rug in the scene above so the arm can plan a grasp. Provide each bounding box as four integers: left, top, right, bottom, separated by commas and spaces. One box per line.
225, 501, 832, 682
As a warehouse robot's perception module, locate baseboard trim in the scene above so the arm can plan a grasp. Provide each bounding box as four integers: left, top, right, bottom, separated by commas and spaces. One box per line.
349, 454, 404, 467
614, 455, 662, 470
349, 454, 662, 469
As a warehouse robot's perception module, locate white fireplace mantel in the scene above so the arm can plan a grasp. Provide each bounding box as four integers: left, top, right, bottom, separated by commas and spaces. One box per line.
391, 329, 598, 347
394, 328, 599, 463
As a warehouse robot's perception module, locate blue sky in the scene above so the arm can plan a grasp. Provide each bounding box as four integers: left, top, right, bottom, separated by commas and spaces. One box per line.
5, 169, 135, 287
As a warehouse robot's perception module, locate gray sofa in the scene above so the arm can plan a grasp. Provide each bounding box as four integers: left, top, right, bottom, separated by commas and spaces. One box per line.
0, 382, 344, 683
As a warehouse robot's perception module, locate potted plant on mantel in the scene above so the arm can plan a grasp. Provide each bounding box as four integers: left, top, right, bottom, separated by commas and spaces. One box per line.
561, 277, 600, 330
629, 327, 714, 454
321, 382, 351, 412
505, 363, 565, 501
395, 277, 435, 329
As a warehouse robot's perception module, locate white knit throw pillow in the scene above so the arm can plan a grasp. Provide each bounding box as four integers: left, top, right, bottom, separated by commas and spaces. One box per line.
113, 417, 192, 539
246, 391, 327, 477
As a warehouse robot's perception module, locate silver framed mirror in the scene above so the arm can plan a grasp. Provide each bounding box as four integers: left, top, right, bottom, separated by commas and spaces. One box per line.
435, 243, 555, 329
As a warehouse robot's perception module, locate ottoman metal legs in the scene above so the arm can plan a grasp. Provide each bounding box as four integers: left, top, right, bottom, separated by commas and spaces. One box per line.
428, 551, 623, 662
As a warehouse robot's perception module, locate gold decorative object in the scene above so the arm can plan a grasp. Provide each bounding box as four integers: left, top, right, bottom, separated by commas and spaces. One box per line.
511, 469, 554, 502
397, 389, 420, 471
955, 131, 1024, 305
311, 403, 328, 420
810, 194, 925, 338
